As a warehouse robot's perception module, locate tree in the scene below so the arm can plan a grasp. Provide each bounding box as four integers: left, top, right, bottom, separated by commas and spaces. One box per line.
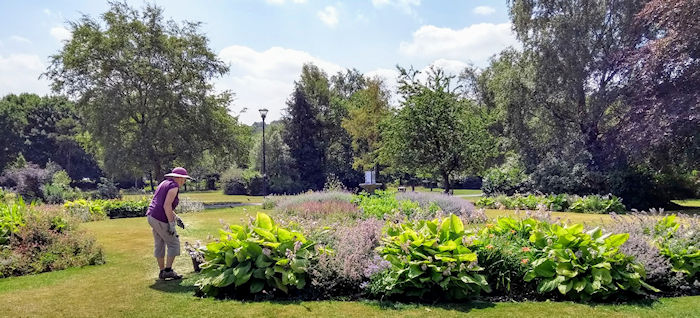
0, 93, 101, 180
44, 1, 247, 180
250, 123, 300, 194
622, 0, 700, 169
0, 96, 27, 171
342, 78, 391, 171
382, 67, 496, 193
283, 73, 325, 190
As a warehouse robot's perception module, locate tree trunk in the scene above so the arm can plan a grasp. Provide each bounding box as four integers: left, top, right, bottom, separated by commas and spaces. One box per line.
441, 171, 451, 194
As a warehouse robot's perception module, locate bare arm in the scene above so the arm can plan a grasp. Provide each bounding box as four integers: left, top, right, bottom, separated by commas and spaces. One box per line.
164, 187, 179, 222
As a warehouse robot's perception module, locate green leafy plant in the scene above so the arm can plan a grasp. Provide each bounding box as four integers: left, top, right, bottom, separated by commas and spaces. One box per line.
354, 190, 421, 218
0, 197, 28, 245
524, 223, 658, 300
653, 215, 699, 278
196, 212, 318, 298
371, 214, 490, 300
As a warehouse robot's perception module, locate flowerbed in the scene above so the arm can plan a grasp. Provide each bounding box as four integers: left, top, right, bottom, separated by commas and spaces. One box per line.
0, 198, 105, 278
63, 197, 203, 221
476, 193, 625, 213
190, 191, 698, 303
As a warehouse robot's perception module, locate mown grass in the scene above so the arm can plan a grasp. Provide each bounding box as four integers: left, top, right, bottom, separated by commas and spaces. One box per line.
673, 199, 700, 208
388, 186, 483, 196
1, 204, 698, 317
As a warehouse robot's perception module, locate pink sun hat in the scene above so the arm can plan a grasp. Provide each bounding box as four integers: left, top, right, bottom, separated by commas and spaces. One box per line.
164, 167, 193, 180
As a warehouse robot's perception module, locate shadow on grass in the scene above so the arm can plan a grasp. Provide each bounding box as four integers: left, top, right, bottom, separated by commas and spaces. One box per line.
149, 276, 198, 294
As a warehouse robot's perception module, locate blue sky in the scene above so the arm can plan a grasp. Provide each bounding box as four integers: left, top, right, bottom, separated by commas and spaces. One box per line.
0, 0, 516, 124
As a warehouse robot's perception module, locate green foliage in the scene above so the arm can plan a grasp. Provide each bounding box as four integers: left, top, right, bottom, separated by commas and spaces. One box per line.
371, 214, 490, 300
569, 195, 625, 214
481, 157, 528, 195
221, 168, 247, 195
475, 193, 625, 213
381, 66, 496, 192
196, 212, 318, 298
95, 178, 121, 200
63, 198, 150, 220
0, 197, 28, 246
474, 234, 532, 294
353, 190, 420, 218
653, 215, 699, 278
45, 1, 248, 180
523, 223, 658, 301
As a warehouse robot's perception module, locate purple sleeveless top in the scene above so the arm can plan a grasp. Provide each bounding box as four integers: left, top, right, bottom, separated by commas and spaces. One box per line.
146, 179, 179, 223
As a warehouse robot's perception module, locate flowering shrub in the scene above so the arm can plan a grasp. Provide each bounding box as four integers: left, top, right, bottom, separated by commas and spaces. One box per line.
274, 191, 354, 211
476, 193, 625, 213
609, 210, 699, 294
308, 218, 386, 297
195, 212, 320, 298
0, 200, 105, 278
396, 191, 482, 220
370, 214, 490, 300
64, 199, 108, 221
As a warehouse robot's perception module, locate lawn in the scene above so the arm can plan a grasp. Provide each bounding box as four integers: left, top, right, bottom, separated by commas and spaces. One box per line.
673, 199, 700, 208
388, 186, 483, 196
1, 205, 697, 317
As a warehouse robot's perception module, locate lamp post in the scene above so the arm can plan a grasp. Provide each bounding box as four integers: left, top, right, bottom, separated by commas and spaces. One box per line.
259, 108, 268, 196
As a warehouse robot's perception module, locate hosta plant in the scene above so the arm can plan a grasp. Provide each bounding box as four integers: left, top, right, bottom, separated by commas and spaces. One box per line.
524, 223, 658, 301
372, 214, 490, 300
195, 212, 319, 298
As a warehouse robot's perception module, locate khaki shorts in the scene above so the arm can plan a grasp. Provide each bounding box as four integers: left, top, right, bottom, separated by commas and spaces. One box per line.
147, 215, 180, 258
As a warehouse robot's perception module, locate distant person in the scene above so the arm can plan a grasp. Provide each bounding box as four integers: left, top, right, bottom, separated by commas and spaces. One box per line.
146, 167, 191, 280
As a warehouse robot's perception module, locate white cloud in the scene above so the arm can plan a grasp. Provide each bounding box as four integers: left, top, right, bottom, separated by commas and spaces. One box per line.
473, 6, 496, 15
427, 58, 470, 76
50, 26, 72, 42
371, 0, 421, 15
399, 23, 518, 66
0, 54, 51, 96
317, 6, 339, 27
217, 45, 344, 124
265, 0, 307, 4
10, 35, 32, 44
43, 8, 51, 16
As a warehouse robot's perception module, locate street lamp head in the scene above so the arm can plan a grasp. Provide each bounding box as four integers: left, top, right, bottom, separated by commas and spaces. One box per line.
258, 108, 268, 120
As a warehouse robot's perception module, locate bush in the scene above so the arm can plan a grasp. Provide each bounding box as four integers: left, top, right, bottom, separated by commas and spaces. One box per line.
243, 170, 264, 196
396, 191, 481, 220
94, 178, 121, 199
353, 190, 421, 219
475, 193, 625, 214
308, 218, 387, 298
0, 163, 57, 201
195, 212, 319, 298
273, 191, 354, 211
0, 200, 105, 278
1, 198, 28, 245
221, 168, 246, 195
102, 198, 149, 218
370, 214, 490, 300
609, 211, 699, 295
481, 157, 528, 195
175, 197, 204, 214
63, 199, 107, 221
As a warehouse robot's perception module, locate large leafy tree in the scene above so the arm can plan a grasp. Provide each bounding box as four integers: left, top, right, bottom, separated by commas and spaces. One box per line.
44, 1, 247, 180
342, 78, 391, 171
382, 67, 496, 193
623, 0, 700, 169
508, 0, 646, 171
0, 93, 101, 180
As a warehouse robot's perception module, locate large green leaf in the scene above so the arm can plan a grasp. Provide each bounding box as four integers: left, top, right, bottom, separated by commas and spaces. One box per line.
225, 249, 235, 267
408, 264, 424, 279
277, 228, 293, 242
557, 280, 573, 295
556, 262, 578, 278
605, 233, 629, 248
537, 276, 562, 293
212, 268, 235, 287
249, 280, 265, 293
533, 258, 556, 277
255, 212, 274, 230
254, 227, 277, 242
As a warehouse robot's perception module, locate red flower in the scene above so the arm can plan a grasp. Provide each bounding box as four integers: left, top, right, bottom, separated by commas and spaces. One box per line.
521, 258, 529, 264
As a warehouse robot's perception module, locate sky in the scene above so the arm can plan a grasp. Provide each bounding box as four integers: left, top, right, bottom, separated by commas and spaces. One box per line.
0, 0, 517, 124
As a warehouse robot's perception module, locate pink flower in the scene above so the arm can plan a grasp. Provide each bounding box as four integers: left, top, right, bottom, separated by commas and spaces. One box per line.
522, 247, 531, 252
521, 258, 529, 264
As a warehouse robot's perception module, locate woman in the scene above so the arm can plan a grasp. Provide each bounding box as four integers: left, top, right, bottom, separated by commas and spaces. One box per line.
146, 167, 191, 280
